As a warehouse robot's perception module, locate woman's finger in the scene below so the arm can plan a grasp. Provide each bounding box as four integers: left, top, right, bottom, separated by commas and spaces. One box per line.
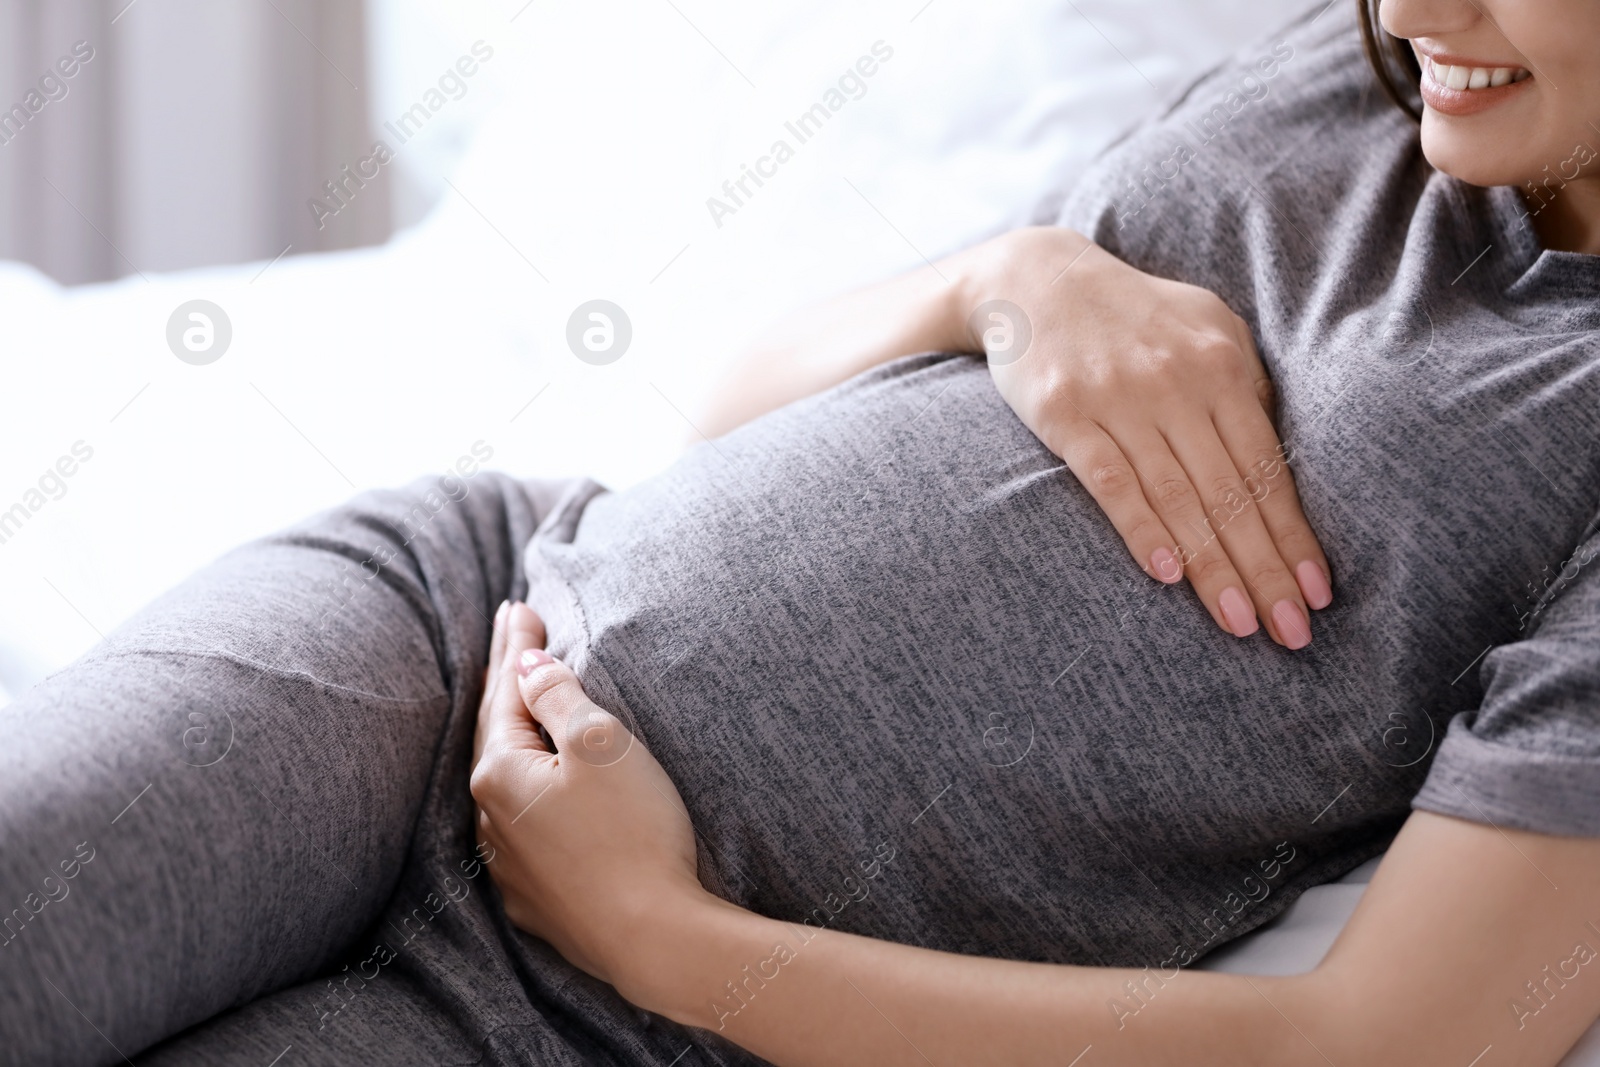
481, 603, 550, 752
471, 604, 557, 819
1230, 314, 1278, 423
487, 600, 510, 691
511, 599, 548, 655
1107, 426, 1261, 639
1210, 392, 1333, 610
473, 600, 511, 766
516, 653, 635, 768
479, 602, 510, 724
1219, 319, 1332, 607
1163, 414, 1312, 649
1056, 421, 1185, 585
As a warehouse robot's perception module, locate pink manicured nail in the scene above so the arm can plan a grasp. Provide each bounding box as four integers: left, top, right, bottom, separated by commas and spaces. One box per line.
1218, 587, 1258, 637
1295, 561, 1333, 610
517, 648, 554, 677
1272, 600, 1312, 650
1150, 547, 1182, 584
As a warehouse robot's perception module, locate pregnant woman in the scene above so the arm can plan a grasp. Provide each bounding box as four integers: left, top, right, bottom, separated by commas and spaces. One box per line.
4, 0, 1599, 1064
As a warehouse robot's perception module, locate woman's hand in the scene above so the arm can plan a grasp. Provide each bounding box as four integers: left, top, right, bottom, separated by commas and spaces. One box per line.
954, 226, 1332, 648
699, 225, 1331, 649
469, 602, 707, 999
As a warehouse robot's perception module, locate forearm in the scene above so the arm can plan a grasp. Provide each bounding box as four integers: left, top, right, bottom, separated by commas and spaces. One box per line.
614, 813, 1600, 1067
698, 265, 964, 438
628, 897, 1309, 1067
697, 227, 1096, 438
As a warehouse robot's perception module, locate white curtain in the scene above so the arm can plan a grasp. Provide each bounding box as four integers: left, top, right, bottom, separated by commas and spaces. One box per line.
0, 0, 386, 285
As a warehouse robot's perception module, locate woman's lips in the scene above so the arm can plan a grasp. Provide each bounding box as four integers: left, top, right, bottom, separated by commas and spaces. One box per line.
1417, 54, 1533, 117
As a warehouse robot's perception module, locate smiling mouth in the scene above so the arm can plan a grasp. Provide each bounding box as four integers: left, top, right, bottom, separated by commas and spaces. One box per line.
1423, 55, 1531, 91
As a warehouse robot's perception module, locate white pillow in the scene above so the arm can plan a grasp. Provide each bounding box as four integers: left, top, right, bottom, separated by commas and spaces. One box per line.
433, 0, 1306, 411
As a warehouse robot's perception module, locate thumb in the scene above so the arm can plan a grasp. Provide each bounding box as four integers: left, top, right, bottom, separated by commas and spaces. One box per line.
516, 652, 635, 768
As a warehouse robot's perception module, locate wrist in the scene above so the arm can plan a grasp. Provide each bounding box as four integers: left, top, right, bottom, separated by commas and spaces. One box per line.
946, 225, 1095, 350
941, 240, 990, 352
621, 892, 793, 1029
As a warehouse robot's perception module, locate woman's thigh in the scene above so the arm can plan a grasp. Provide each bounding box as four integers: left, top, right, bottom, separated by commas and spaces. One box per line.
0, 473, 571, 1067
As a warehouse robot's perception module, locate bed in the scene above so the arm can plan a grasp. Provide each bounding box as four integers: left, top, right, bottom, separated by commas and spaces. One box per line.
1, 0, 1594, 1058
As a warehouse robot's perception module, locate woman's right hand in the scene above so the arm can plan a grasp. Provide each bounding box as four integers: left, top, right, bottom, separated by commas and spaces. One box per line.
952, 226, 1332, 648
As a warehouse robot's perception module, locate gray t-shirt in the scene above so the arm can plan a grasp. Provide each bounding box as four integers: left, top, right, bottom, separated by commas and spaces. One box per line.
523, 5, 1600, 975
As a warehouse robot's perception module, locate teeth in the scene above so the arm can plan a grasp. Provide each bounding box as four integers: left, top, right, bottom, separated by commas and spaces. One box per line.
1429, 58, 1530, 91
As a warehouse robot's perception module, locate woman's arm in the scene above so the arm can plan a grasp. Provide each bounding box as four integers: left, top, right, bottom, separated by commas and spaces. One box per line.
635, 812, 1600, 1067
696, 258, 964, 441
702, 228, 1334, 649
473, 620, 1600, 1067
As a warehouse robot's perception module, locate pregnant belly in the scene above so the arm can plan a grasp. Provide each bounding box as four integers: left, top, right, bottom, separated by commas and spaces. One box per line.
524, 354, 1418, 967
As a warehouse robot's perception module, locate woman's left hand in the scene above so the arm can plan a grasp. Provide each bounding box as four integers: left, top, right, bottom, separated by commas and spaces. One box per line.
470, 602, 706, 996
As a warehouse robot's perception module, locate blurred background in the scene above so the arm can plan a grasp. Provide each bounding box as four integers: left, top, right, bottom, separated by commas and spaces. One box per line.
0, 0, 497, 282
0, 0, 1285, 699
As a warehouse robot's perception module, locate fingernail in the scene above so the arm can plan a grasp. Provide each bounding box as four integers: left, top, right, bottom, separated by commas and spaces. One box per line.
1272, 600, 1312, 649
494, 600, 509, 631
517, 647, 554, 677
1219, 587, 1258, 637
1150, 547, 1182, 584
1295, 561, 1333, 610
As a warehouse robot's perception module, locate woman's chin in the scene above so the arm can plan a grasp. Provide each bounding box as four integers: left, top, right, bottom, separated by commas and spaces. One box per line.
1419, 121, 1539, 190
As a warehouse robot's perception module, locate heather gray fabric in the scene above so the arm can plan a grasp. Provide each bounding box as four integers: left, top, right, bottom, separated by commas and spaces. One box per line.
520, 0, 1600, 990
0, 474, 706, 1067
5, 4, 1600, 1065
1053, 4, 1600, 838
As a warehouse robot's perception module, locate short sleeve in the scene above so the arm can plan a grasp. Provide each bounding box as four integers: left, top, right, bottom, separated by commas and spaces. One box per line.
1413, 517, 1600, 837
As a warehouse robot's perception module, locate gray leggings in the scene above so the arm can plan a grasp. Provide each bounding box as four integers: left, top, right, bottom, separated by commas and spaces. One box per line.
0, 475, 717, 1067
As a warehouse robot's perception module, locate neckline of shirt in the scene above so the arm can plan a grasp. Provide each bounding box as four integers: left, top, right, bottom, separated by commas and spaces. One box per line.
1481, 180, 1600, 289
